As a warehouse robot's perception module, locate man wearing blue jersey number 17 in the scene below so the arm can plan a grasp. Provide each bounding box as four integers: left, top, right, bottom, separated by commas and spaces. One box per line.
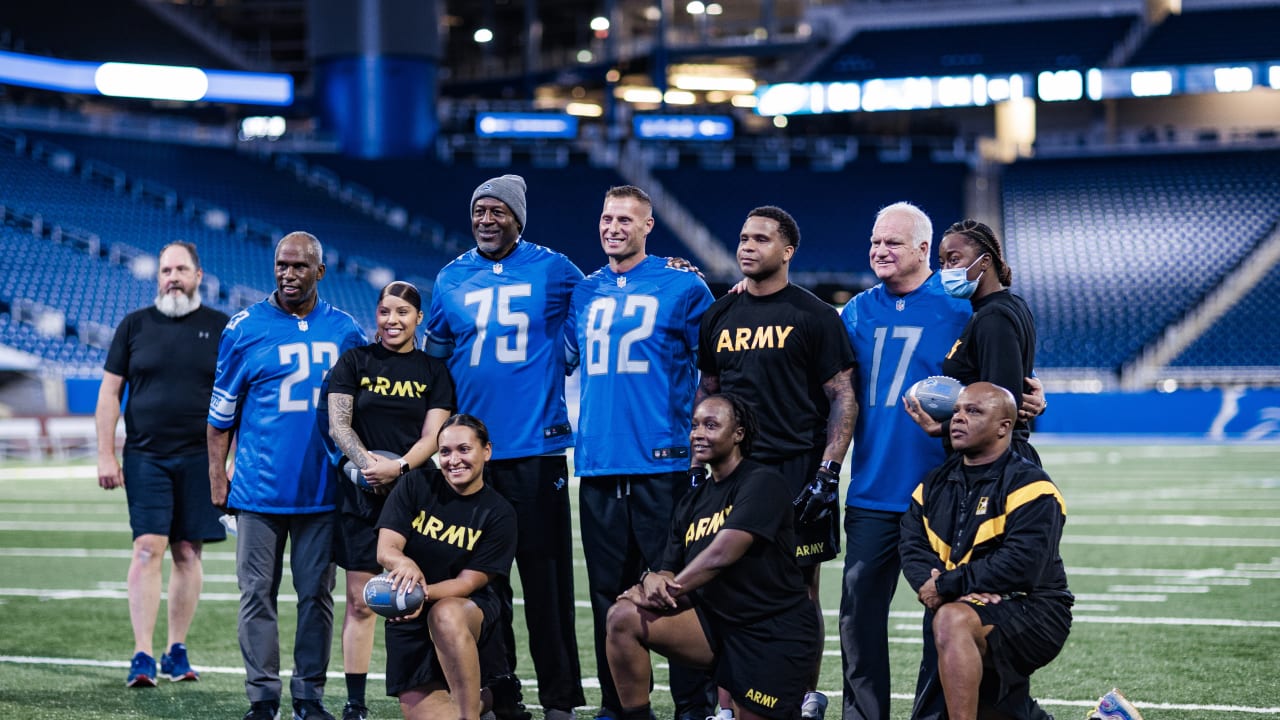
837, 202, 970, 720
565, 185, 716, 720
426, 175, 586, 720
208, 231, 366, 720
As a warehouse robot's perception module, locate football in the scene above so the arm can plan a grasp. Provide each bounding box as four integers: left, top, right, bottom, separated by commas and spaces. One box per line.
339, 449, 401, 492
906, 375, 963, 421
363, 573, 426, 619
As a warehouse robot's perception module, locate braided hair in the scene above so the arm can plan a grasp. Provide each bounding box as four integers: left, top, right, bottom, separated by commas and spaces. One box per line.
944, 219, 1013, 286
699, 392, 760, 458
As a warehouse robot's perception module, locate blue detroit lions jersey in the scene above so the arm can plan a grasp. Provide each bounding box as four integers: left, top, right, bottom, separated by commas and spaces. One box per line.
840, 272, 971, 511
566, 255, 713, 476
425, 241, 584, 461
208, 296, 365, 513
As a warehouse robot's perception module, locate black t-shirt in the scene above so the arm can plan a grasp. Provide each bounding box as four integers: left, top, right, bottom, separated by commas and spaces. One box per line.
327, 343, 456, 457
698, 284, 855, 462
104, 305, 229, 456
661, 458, 809, 625
942, 290, 1036, 442
378, 471, 517, 592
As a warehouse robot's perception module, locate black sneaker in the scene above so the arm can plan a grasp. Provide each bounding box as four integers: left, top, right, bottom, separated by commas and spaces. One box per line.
244, 700, 281, 720
293, 699, 336, 720
487, 673, 533, 720
341, 701, 369, 720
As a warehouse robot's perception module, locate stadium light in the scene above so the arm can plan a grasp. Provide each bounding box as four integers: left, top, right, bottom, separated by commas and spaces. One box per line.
671, 74, 756, 92
94, 62, 208, 102
474, 28, 494, 43
706, 3, 723, 14
619, 86, 664, 103
590, 16, 610, 32
686, 1, 706, 15
566, 102, 603, 117
664, 90, 697, 105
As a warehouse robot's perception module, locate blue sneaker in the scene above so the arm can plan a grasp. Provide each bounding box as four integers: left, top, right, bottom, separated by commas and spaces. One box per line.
125, 651, 157, 688
1088, 689, 1144, 720
160, 642, 199, 682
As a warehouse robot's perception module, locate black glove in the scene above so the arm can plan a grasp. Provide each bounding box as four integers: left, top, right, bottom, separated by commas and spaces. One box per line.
689, 466, 708, 488
793, 464, 840, 524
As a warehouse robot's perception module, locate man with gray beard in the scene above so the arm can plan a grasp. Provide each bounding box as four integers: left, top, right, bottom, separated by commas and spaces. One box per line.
95, 240, 230, 688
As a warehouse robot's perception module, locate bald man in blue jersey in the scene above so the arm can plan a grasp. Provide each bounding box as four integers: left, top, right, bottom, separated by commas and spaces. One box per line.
208, 231, 366, 720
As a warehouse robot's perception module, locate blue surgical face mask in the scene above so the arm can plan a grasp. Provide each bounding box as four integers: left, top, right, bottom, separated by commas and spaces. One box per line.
940, 254, 987, 298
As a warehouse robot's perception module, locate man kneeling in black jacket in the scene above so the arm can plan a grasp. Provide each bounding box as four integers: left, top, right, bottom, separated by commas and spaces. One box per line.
900, 382, 1073, 720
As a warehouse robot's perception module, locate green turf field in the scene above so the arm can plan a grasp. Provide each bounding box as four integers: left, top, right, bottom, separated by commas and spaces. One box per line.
1, 442, 1278, 719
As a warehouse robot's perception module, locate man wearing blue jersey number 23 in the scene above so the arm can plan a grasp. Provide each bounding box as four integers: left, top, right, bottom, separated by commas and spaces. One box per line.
426, 175, 586, 720
208, 231, 366, 720
565, 185, 716, 720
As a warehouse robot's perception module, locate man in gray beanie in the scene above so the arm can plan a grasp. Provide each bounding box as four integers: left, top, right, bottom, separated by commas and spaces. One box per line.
425, 174, 586, 720
471, 174, 528, 239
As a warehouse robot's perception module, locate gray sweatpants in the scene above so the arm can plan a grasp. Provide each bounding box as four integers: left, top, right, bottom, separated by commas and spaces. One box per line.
236, 511, 336, 704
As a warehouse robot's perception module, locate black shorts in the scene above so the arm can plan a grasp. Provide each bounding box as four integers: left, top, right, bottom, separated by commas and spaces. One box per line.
696, 601, 820, 720
968, 593, 1072, 685
122, 450, 225, 543
333, 470, 389, 573
334, 464, 435, 572
384, 587, 503, 697
764, 452, 839, 566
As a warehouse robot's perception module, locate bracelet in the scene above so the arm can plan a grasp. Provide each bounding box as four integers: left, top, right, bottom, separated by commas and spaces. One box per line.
819, 459, 841, 474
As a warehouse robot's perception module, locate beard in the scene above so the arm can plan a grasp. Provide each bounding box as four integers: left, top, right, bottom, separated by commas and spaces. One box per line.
154, 289, 202, 317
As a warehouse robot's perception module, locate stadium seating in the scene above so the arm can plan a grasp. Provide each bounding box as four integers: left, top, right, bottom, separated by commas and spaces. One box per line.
306, 153, 654, 275
1002, 149, 1280, 371
1128, 5, 1280, 66
0, 131, 390, 332
23, 131, 454, 284
1172, 261, 1280, 368
810, 15, 1136, 82
651, 157, 967, 275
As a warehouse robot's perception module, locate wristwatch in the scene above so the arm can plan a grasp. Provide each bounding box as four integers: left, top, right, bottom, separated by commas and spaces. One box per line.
397, 458, 410, 476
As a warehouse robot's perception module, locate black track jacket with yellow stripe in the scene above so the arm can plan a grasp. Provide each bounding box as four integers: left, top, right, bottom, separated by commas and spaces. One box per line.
899, 449, 1071, 602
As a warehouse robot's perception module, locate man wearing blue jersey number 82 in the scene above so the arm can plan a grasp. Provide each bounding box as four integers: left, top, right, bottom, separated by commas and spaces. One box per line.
425, 175, 586, 720
565, 185, 716, 720
208, 231, 366, 720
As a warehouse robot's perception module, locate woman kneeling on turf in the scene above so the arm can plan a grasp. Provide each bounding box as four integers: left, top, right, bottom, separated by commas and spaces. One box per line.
377, 414, 517, 720
605, 393, 821, 720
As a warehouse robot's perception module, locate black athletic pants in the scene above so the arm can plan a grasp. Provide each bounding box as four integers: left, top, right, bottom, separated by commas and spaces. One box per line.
580, 473, 715, 720
486, 455, 586, 711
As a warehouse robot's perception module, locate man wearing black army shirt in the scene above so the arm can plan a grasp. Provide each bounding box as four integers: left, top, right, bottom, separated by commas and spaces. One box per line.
696, 206, 857, 720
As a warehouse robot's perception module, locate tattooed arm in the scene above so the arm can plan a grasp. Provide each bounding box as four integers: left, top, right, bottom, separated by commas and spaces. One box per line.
822, 367, 856, 464
328, 392, 370, 471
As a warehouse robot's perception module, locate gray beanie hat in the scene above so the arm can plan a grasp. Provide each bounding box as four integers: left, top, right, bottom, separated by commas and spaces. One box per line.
471, 174, 527, 231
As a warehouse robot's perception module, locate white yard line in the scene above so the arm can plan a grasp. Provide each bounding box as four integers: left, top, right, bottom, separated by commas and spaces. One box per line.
0, 655, 1275, 715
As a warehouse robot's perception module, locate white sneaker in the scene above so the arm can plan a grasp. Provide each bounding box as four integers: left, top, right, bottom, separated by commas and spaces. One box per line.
706, 709, 733, 720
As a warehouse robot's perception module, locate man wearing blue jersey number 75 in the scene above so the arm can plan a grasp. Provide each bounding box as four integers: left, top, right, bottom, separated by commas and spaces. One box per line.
207, 231, 366, 720
565, 185, 716, 720
425, 175, 587, 720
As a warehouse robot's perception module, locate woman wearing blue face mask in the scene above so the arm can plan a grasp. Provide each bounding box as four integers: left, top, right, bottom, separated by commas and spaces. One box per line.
907, 219, 1041, 465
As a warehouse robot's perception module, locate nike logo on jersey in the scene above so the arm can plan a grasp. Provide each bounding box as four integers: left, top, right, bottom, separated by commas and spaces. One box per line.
684, 505, 733, 546
410, 511, 483, 550
714, 325, 795, 352
360, 376, 430, 398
